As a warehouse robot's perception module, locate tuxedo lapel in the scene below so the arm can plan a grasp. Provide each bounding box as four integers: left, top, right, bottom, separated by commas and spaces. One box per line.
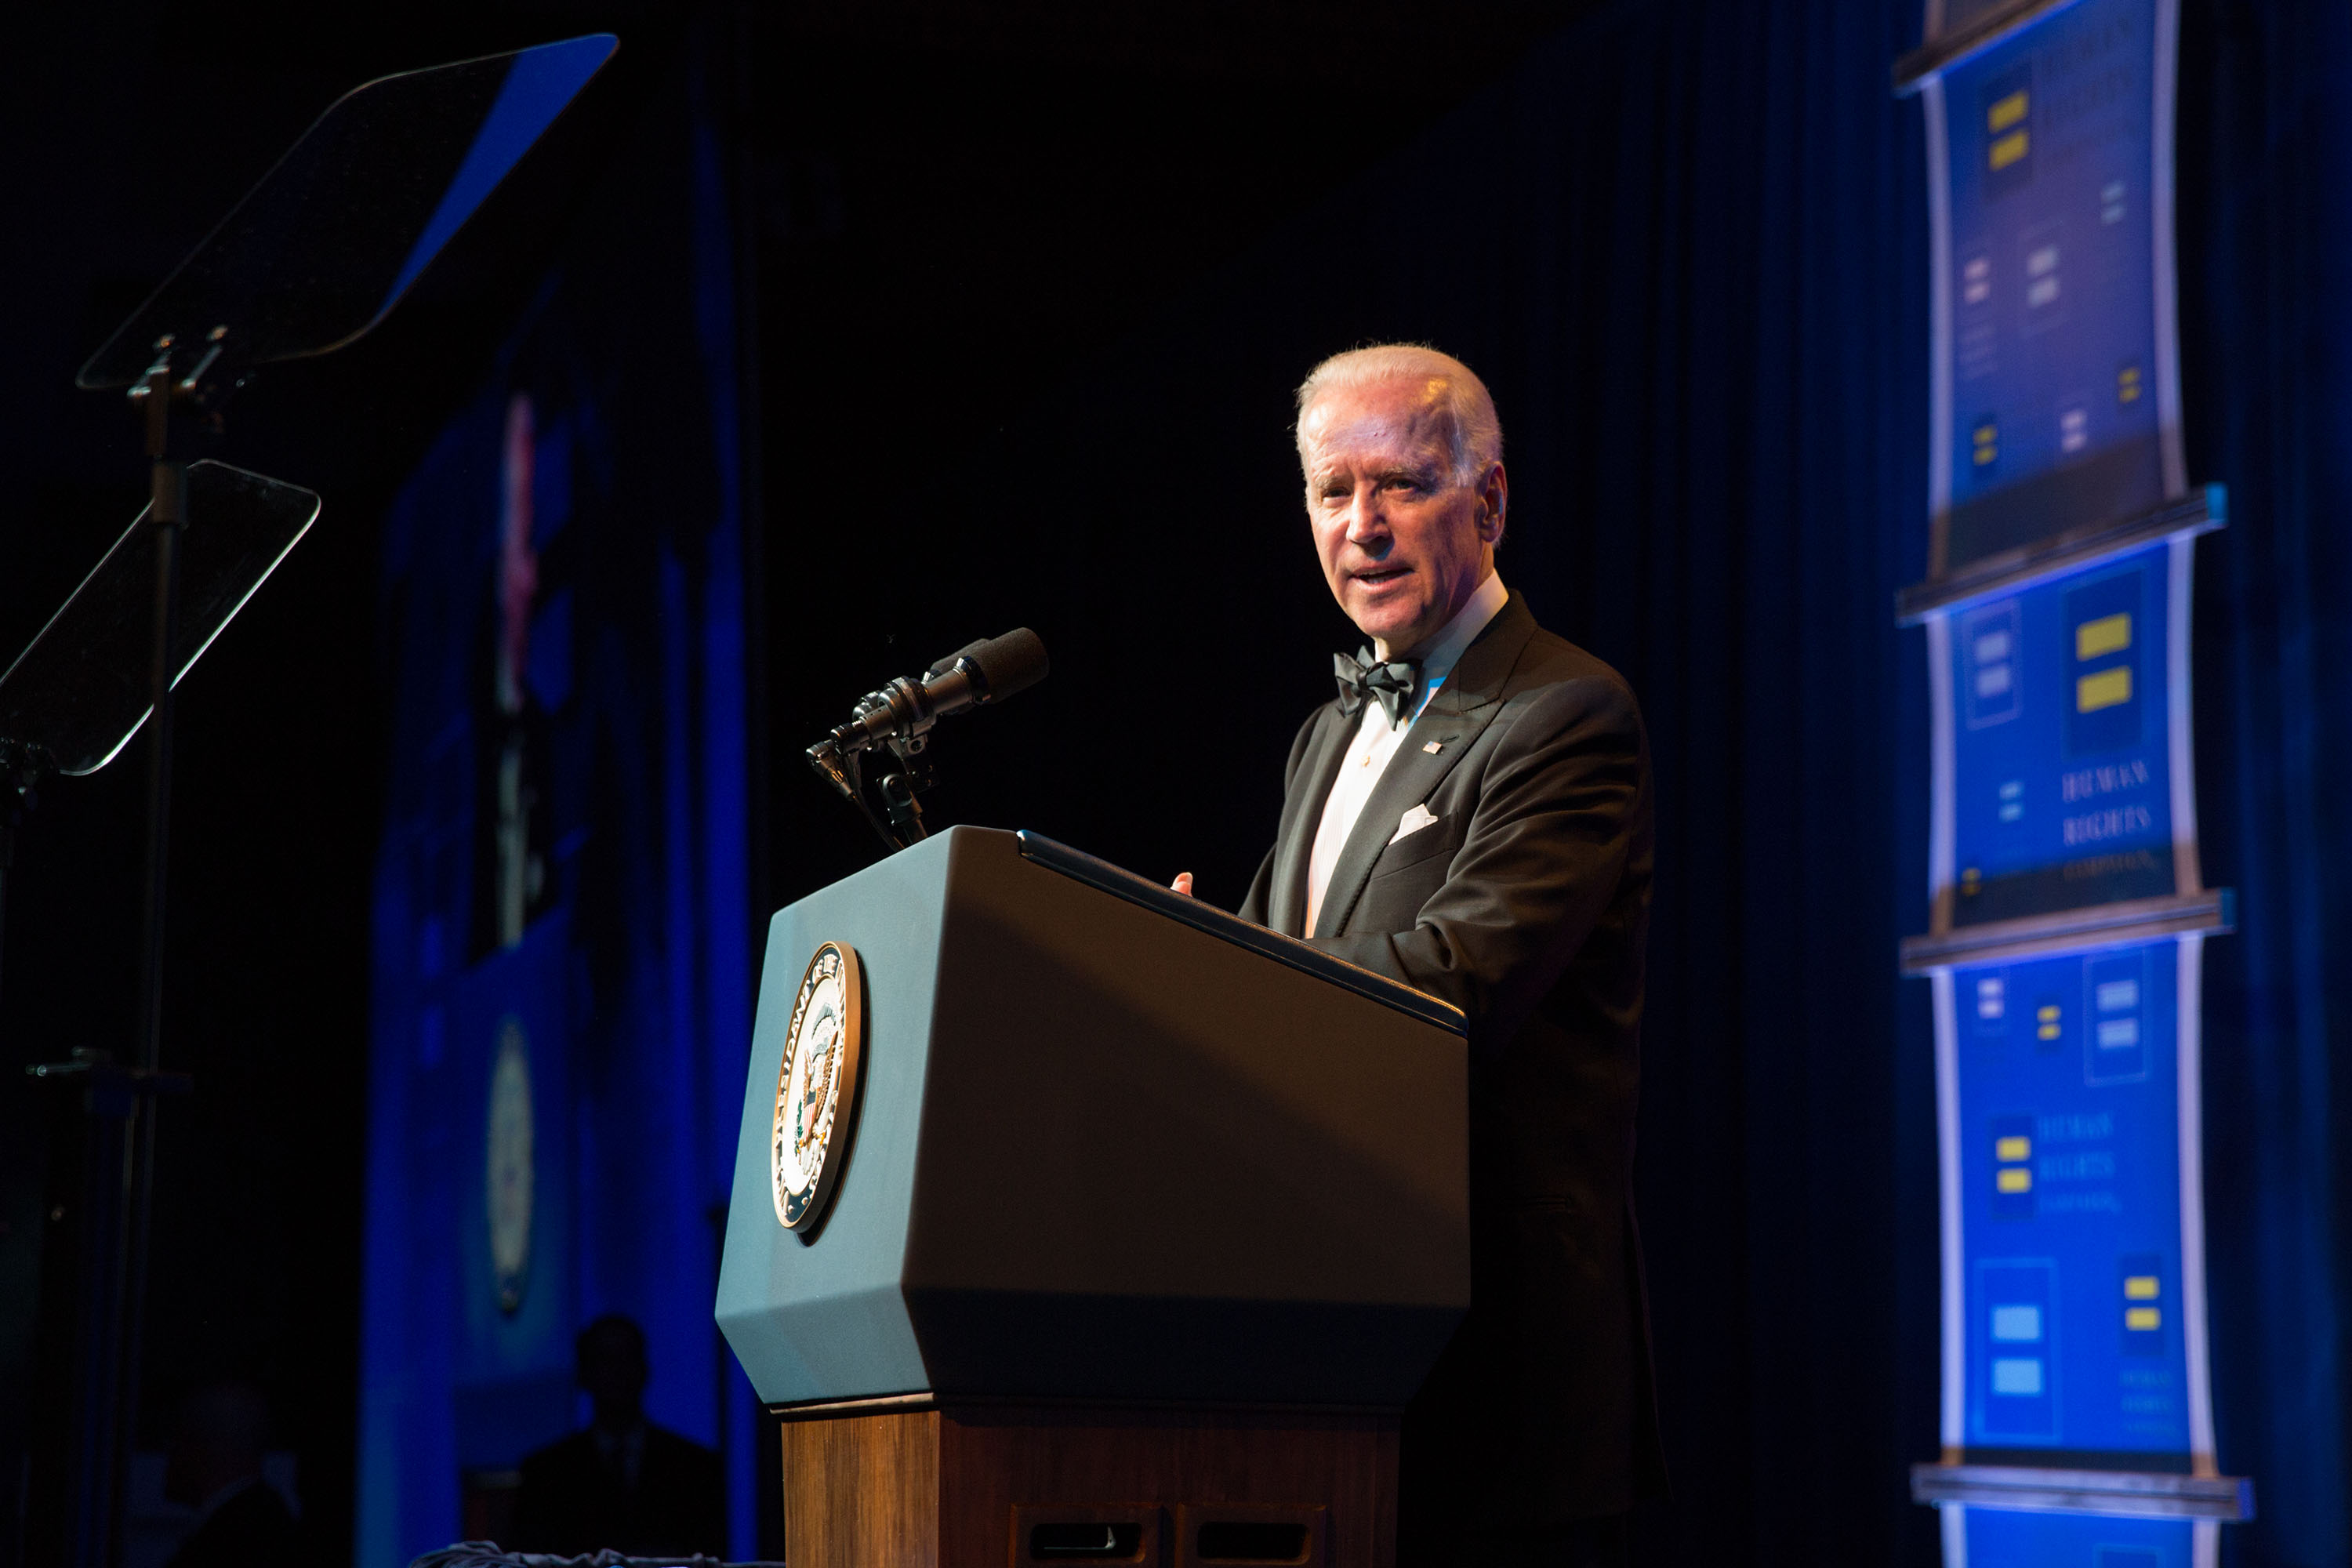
1311, 592, 1539, 939
1268, 704, 1354, 937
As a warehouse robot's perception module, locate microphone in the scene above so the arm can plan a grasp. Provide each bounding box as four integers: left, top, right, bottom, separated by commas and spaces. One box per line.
819, 627, 1048, 758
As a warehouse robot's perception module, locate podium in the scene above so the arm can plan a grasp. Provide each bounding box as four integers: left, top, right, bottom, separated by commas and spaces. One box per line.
716, 826, 1468, 1567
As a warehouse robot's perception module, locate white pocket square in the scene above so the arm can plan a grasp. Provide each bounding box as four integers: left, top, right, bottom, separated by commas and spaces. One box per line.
1390, 803, 1441, 844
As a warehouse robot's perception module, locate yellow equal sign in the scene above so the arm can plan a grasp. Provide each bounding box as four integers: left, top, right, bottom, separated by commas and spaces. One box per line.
2078, 666, 2133, 713
2125, 1306, 2162, 1331
2118, 364, 2143, 404
1987, 89, 2031, 172
1997, 1167, 2034, 1193
2077, 612, 2132, 660
1973, 420, 1998, 466
2037, 1003, 2061, 1041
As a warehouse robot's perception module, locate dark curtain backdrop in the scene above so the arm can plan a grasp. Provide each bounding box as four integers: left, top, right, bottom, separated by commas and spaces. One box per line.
777, 1, 1942, 1561
753, 0, 2352, 1562
2180, 3, 2352, 1564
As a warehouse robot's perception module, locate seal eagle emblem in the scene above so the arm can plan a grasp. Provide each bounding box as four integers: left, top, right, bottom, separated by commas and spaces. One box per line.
771, 941, 864, 1230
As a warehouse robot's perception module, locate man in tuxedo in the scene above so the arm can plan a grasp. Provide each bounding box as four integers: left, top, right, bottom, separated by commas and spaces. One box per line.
511, 1316, 726, 1558
1178, 344, 1663, 1565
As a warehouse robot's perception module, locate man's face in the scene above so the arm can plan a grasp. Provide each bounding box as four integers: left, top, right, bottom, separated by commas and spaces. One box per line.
579, 1327, 648, 1425
1301, 376, 1504, 658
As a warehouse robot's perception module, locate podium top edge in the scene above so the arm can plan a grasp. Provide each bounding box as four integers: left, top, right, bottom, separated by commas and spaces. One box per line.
767, 1390, 1409, 1423
1015, 830, 1466, 1036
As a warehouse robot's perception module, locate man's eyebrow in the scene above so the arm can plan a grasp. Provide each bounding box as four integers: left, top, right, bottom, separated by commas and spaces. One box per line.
1306, 456, 1439, 488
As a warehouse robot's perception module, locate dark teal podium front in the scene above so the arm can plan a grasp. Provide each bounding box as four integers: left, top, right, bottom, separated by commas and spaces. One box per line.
714, 825, 1468, 1566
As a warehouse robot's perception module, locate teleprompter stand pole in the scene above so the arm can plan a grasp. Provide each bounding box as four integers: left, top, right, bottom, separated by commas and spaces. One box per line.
107, 343, 196, 1568
133, 347, 187, 1083
16, 332, 214, 1568
0, 747, 24, 1015
31, 338, 209, 1568
5, 448, 324, 1568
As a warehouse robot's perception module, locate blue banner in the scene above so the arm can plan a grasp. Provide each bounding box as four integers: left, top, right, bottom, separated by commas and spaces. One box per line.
1953, 1506, 2201, 1567
1939, 941, 2208, 1465
354, 45, 757, 1566
1926, 0, 2183, 574
1931, 540, 2197, 927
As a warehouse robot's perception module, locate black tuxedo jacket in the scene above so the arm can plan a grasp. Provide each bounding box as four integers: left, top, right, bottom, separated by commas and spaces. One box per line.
1239, 589, 1664, 1529
511, 1422, 725, 1558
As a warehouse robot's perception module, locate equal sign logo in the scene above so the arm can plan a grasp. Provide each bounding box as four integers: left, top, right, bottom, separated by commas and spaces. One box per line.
1987, 82, 2030, 172
1991, 1114, 2035, 1220
1963, 254, 1993, 306
1961, 599, 2022, 728
1978, 1260, 2059, 1439
2086, 950, 2151, 1085
2060, 403, 2089, 455
1974, 971, 2009, 1041
1981, 67, 2034, 198
2064, 568, 2147, 755
2075, 608, 2133, 715
2026, 238, 2061, 310
1972, 413, 1999, 469
2120, 1254, 2165, 1354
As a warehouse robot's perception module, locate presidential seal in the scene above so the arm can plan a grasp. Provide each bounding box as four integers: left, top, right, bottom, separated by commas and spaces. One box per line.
771, 941, 865, 1231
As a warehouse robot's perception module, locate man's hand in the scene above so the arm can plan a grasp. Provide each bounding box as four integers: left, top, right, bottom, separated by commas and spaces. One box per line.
1171, 872, 1193, 898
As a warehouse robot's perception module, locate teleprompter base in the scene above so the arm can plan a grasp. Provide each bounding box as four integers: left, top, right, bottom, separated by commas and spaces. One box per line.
776, 1398, 1398, 1567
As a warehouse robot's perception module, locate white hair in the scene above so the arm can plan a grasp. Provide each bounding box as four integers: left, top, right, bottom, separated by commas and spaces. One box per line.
1294, 343, 1503, 487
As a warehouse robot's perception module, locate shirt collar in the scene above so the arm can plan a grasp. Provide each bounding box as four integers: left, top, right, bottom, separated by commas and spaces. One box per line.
1374, 569, 1508, 723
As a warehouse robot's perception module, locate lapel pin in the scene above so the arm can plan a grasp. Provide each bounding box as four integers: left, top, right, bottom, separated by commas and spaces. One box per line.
1422, 741, 1443, 753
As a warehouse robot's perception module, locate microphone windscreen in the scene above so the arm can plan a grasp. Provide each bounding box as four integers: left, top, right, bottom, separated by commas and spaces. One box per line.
927, 638, 989, 678
971, 627, 1048, 702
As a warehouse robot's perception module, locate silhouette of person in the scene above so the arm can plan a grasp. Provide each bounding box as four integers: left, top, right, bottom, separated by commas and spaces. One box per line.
162, 1381, 296, 1568
511, 1315, 724, 1557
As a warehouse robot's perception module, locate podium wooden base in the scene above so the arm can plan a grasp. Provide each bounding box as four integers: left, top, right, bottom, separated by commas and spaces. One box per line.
777, 1398, 1399, 1568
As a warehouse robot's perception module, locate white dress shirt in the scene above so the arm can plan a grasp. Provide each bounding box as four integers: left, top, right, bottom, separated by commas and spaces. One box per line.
1304, 570, 1509, 935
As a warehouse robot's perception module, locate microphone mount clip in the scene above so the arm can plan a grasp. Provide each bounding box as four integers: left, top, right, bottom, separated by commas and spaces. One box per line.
806, 652, 981, 851
805, 629, 1046, 855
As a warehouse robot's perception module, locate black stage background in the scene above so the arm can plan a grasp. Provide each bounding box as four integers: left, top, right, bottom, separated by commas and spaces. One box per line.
0, 1, 1608, 1562
5, 0, 2351, 1564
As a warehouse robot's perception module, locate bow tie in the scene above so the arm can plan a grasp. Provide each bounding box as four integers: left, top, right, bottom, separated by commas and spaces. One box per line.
1334, 648, 1421, 728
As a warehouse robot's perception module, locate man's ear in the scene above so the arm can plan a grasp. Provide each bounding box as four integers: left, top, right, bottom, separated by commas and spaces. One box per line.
1478, 462, 1509, 544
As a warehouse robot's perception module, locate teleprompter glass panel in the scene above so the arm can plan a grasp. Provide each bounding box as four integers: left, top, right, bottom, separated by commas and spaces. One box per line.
0, 462, 320, 775
77, 35, 615, 390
